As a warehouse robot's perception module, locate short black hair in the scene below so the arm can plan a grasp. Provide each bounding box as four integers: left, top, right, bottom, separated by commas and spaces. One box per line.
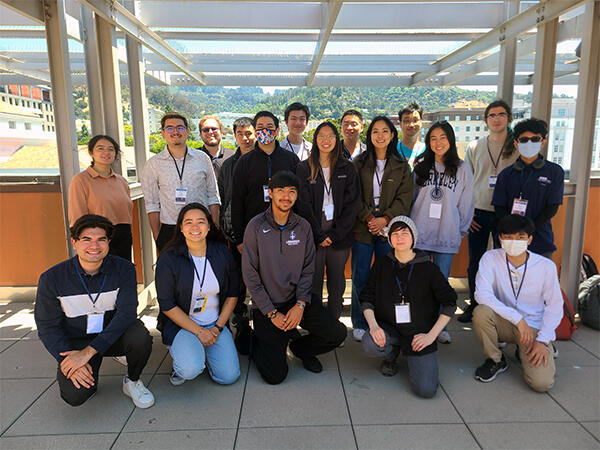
341, 109, 363, 122
161, 112, 189, 129
268, 170, 299, 190
399, 102, 423, 121
513, 118, 548, 140
233, 117, 253, 133
87, 135, 120, 167
252, 111, 279, 129
284, 102, 310, 122
497, 214, 535, 236
70, 214, 114, 241
485, 99, 512, 120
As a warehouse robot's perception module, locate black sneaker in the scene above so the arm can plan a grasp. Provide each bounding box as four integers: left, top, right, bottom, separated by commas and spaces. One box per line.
300, 355, 323, 373
380, 359, 398, 377
457, 304, 475, 323
474, 355, 508, 382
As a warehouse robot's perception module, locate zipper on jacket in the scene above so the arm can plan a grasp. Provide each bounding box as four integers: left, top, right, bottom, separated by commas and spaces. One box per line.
279, 228, 283, 254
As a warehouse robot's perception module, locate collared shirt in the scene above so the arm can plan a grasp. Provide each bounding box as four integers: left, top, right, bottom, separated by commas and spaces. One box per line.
280, 136, 312, 161
341, 140, 366, 160
141, 146, 220, 225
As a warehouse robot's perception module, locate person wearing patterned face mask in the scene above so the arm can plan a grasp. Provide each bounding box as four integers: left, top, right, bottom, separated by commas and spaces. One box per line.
472, 214, 562, 392
492, 118, 564, 260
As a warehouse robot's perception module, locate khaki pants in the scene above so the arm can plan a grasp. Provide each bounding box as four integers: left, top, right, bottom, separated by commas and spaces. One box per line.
473, 304, 555, 392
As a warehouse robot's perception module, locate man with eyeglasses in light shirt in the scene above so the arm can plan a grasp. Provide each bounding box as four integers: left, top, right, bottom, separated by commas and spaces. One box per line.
198, 115, 235, 178
141, 113, 221, 252
397, 102, 426, 168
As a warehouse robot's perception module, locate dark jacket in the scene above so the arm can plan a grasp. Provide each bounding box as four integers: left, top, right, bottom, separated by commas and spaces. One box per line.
296, 158, 360, 249
359, 251, 457, 355
218, 149, 242, 242
198, 144, 236, 179
155, 241, 239, 345
231, 143, 300, 245
352, 152, 414, 244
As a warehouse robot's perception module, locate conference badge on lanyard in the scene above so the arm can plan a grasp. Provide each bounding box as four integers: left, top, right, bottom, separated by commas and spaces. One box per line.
511, 197, 528, 216
175, 187, 188, 205
394, 265, 413, 324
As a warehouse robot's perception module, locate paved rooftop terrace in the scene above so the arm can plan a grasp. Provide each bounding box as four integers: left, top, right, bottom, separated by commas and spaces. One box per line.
1, 290, 599, 450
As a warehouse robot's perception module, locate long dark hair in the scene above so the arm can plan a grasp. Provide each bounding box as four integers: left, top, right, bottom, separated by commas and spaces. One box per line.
364, 116, 399, 163
308, 121, 342, 182
414, 121, 460, 187
163, 202, 226, 252
88, 135, 120, 167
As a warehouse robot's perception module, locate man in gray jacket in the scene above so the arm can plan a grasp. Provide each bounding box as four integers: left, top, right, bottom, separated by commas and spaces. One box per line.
242, 170, 347, 384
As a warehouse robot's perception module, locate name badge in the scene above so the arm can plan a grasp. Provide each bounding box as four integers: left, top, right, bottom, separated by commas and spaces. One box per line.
324, 204, 334, 221
175, 187, 188, 205
192, 296, 208, 314
489, 175, 497, 188
263, 185, 271, 202
87, 312, 104, 334
429, 202, 442, 219
395, 303, 411, 324
511, 198, 528, 216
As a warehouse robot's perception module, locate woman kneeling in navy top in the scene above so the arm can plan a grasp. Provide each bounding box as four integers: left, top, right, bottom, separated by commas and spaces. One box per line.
360, 216, 457, 398
155, 202, 241, 386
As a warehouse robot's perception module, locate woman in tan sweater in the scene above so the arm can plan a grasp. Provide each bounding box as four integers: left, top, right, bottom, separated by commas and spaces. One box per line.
68, 135, 133, 261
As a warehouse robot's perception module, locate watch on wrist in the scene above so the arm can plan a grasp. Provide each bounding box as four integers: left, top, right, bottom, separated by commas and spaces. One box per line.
267, 310, 278, 319
215, 324, 223, 332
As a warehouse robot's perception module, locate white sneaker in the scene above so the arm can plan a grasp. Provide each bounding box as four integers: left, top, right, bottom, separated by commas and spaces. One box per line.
437, 330, 452, 344
352, 328, 366, 342
123, 377, 155, 409
169, 369, 185, 386
113, 356, 128, 366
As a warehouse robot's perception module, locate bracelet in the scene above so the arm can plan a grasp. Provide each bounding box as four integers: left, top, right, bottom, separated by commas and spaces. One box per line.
267, 310, 278, 319
295, 301, 306, 309
215, 324, 223, 332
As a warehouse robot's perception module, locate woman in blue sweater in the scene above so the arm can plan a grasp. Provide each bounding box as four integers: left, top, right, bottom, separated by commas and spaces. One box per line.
155, 202, 240, 386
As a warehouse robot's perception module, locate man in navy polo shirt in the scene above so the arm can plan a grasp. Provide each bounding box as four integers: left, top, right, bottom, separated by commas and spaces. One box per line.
492, 118, 564, 259
35, 214, 155, 408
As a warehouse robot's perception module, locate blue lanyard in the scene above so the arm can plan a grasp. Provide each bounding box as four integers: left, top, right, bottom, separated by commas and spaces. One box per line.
73, 260, 107, 305
395, 264, 414, 301
506, 255, 528, 304
398, 142, 411, 161
190, 254, 208, 293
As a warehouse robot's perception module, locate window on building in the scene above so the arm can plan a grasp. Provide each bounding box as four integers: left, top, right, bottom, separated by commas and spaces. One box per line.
9, 98, 13, 105
476, 115, 480, 120
475, 126, 480, 132
455, 126, 460, 132
24, 122, 31, 130
465, 136, 470, 141
466, 115, 471, 121
475, 136, 479, 140
466, 126, 471, 132
557, 108, 566, 117
444, 115, 450, 121
42, 124, 45, 131
455, 115, 460, 121
8, 121, 16, 129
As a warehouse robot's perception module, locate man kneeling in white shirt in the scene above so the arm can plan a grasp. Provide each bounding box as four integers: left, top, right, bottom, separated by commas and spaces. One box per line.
472, 214, 562, 392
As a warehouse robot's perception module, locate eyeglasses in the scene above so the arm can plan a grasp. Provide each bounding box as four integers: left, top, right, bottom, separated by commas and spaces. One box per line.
401, 118, 421, 125
518, 136, 543, 143
316, 135, 336, 142
163, 125, 187, 133
487, 112, 508, 120
201, 127, 220, 133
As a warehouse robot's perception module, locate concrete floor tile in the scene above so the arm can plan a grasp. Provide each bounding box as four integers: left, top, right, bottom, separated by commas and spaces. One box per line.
549, 366, 600, 421
0, 378, 53, 434
0, 433, 117, 449
113, 429, 236, 449
5, 375, 138, 436
124, 371, 246, 432
551, 340, 600, 367
0, 339, 18, 353
335, 338, 380, 371
440, 363, 572, 423
470, 422, 600, 449
236, 425, 356, 449
0, 339, 56, 379
436, 331, 487, 369
99, 342, 168, 376
342, 368, 462, 425
0, 308, 36, 339
354, 424, 478, 450
240, 367, 350, 428
581, 422, 600, 441
571, 325, 600, 358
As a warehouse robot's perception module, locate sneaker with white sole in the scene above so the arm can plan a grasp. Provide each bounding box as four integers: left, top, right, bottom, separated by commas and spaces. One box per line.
474, 355, 508, 382
122, 377, 154, 409
437, 330, 452, 344
352, 328, 366, 342
169, 370, 185, 386
552, 343, 559, 358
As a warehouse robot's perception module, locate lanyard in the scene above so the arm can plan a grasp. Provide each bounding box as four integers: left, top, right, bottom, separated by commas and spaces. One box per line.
74, 260, 107, 305
486, 137, 503, 173
505, 255, 528, 303
267, 155, 272, 180
169, 149, 187, 183
374, 162, 385, 189
190, 254, 208, 293
321, 168, 332, 198
398, 142, 412, 161
519, 166, 535, 198
395, 264, 414, 301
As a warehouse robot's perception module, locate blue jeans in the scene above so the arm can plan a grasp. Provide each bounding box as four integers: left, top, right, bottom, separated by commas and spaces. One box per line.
351, 237, 392, 330
170, 325, 240, 385
467, 209, 498, 303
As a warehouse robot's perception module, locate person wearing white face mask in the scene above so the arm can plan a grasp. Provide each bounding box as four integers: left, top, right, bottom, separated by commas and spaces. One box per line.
491, 118, 564, 260
472, 214, 563, 392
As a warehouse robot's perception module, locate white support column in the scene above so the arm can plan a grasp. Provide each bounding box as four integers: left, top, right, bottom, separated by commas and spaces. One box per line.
80, 5, 104, 136
44, 0, 79, 257
496, 1, 520, 106
125, 0, 155, 287
560, 0, 600, 308
95, 14, 125, 174
531, 17, 558, 125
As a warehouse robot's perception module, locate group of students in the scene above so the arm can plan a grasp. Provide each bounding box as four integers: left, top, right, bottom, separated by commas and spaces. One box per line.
34, 99, 565, 409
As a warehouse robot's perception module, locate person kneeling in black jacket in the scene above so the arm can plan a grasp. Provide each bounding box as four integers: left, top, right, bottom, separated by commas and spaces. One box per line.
360, 215, 457, 398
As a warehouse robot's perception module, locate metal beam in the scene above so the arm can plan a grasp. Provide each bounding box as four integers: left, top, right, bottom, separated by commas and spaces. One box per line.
0, 57, 50, 83
410, 0, 583, 86
0, 0, 44, 24
530, 17, 558, 130
307, 0, 342, 85
561, 0, 600, 309
497, 0, 520, 106
80, 4, 104, 136
78, 0, 206, 85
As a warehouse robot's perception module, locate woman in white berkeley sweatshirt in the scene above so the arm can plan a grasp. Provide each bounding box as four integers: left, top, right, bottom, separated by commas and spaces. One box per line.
411, 120, 475, 343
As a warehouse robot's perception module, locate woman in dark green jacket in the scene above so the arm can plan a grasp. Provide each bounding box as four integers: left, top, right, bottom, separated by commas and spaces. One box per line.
350, 115, 413, 341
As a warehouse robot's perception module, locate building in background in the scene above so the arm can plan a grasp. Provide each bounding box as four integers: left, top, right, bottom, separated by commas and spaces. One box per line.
0, 85, 55, 133
147, 106, 163, 133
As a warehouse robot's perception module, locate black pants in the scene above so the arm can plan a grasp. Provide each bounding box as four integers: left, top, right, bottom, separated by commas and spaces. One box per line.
156, 223, 176, 253
109, 224, 133, 261
230, 243, 248, 316
58, 319, 152, 407
251, 300, 347, 385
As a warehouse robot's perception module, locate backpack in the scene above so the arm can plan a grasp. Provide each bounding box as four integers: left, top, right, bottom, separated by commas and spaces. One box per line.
581, 254, 599, 282
555, 288, 578, 340
578, 275, 600, 330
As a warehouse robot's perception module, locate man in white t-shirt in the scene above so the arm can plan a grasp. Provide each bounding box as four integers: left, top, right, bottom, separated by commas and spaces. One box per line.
280, 102, 312, 160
